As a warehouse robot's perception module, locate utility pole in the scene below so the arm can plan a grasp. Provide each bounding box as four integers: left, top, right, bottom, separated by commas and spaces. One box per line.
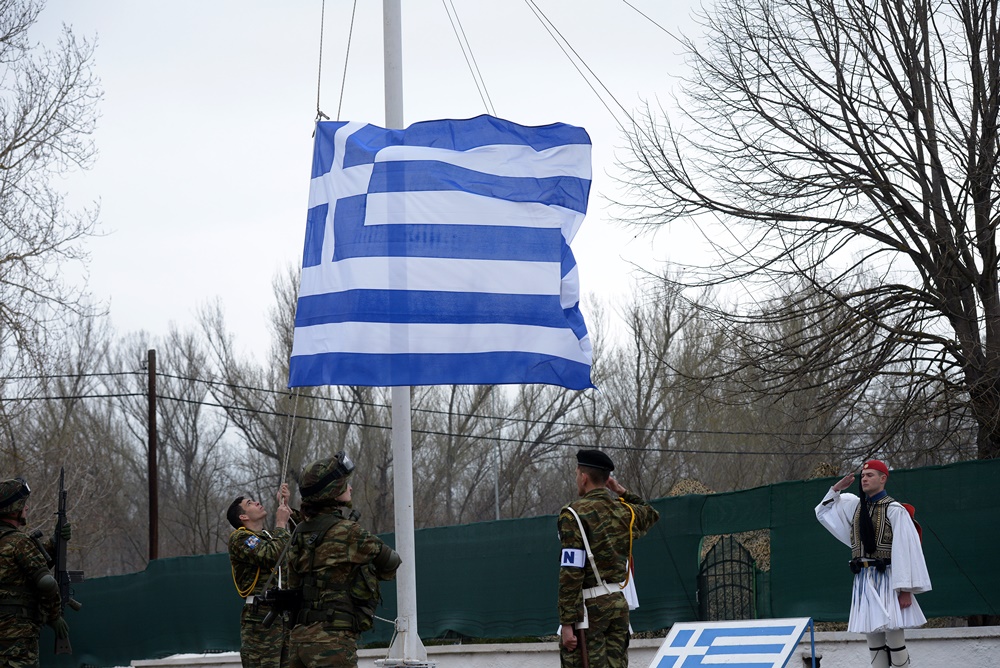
147, 348, 158, 561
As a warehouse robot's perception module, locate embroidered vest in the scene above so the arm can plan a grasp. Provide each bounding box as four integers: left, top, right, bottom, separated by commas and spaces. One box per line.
851, 494, 894, 559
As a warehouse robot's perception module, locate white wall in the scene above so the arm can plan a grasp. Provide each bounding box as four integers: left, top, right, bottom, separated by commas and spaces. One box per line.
132, 626, 1000, 668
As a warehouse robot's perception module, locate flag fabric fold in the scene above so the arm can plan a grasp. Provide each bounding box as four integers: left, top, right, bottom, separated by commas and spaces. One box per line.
288, 115, 594, 390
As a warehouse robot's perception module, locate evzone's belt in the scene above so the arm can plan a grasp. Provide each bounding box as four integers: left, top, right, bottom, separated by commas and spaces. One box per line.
849, 557, 891, 573
582, 583, 623, 600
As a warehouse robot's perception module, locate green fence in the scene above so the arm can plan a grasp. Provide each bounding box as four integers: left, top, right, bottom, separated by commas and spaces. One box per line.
41, 458, 1000, 667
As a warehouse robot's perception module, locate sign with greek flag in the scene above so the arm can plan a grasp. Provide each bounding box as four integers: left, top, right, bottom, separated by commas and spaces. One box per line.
288, 115, 594, 389
647, 618, 814, 668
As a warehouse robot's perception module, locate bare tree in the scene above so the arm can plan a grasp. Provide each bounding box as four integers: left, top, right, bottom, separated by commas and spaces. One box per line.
0, 0, 101, 370
621, 0, 1000, 458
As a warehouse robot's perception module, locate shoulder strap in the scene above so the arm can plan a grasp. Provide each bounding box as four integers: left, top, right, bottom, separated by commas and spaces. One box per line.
298, 513, 347, 573
0, 524, 17, 539
564, 505, 609, 589
297, 513, 343, 542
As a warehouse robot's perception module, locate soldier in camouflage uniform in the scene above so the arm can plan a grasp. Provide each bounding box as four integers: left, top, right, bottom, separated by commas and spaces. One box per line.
286, 451, 401, 668
227, 482, 293, 668
0, 477, 70, 668
558, 450, 659, 668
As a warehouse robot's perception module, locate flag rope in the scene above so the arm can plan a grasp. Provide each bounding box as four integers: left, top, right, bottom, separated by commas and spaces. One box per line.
336, 0, 359, 122
280, 389, 300, 491
315, 0, 329, 122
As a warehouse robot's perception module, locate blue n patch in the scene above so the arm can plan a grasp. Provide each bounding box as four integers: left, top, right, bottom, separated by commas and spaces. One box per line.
561, 548, 585, 567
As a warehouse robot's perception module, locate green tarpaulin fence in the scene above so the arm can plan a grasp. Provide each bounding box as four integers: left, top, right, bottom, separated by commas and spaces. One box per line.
40, 458, 1000, 667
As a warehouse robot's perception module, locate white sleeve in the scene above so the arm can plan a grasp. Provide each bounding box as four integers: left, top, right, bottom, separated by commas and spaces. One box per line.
815, 488, 858, 548
888, 503, 932, 594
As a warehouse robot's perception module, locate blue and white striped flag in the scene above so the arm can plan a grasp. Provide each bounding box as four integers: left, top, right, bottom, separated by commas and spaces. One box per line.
288, 115, 594, 389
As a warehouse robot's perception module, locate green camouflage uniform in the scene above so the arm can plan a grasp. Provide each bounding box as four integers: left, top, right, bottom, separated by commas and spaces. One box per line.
0, 520, 61, 668
228, 527, 292, 668
286, 505, 399, 668
558, 488, 659, 668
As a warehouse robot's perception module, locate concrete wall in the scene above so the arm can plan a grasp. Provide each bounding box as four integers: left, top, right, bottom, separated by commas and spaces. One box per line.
132, 626, 1000, 667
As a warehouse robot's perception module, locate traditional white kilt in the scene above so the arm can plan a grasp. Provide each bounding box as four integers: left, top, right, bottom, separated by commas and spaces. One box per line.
848, 564, 927, 633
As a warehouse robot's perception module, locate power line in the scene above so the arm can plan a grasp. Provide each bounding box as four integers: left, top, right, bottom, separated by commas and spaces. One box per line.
0, 385, 927, 457
1, 372, 140, 381
620, 0, 673, 36
2, 370, 977, 443
156, 393, 851, 456
153, 370, 972, 441
0, 393, 146, 402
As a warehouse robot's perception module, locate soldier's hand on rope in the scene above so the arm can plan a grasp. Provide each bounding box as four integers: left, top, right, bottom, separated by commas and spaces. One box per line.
275, 499, 292, 529
277, 483, 290, 506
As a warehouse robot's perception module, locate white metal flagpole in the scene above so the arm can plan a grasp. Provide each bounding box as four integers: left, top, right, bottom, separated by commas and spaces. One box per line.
381, 1, 432, 665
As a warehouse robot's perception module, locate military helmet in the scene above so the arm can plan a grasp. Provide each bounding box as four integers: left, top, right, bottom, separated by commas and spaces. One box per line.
299, 451, 355, 503
0, 477, 30, 515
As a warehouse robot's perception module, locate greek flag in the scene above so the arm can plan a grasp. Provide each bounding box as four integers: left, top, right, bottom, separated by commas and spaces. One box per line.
648, 618, 814, 668
288, 115, 594, 389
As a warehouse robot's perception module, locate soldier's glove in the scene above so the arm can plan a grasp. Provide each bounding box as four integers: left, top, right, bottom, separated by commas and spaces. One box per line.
48, 616, 70, 640
59, 521, 72, 542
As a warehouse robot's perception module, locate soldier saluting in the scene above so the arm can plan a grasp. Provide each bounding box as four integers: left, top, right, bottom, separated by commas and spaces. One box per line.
0, 477, 70, 667
558, 450, 659, 668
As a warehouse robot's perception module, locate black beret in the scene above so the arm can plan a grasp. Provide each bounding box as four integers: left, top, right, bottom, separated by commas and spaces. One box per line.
577, 449, 614, 472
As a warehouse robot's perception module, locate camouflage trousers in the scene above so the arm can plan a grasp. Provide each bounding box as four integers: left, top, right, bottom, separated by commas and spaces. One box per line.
560, 592, 630, 668
287, 623, 359, 668
0, 635, 40, 668
240, 606, 289, 668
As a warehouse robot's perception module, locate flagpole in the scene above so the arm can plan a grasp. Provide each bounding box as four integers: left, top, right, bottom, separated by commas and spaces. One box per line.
382, 0, 431, 665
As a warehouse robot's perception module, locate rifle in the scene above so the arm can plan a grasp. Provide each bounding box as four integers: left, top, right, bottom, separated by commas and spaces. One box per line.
53, 467, 84, 654
576, 627, 590, 668
257, 521, 302, 629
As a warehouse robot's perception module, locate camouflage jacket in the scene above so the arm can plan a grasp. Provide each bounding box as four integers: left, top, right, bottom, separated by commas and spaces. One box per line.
287, 506, 397, 629
557, 488, 659, 625
228, 526, 292, 610
0, 521, 61, 638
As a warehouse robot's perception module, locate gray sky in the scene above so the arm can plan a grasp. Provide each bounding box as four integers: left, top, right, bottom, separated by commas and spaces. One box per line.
38, 0, 699, 360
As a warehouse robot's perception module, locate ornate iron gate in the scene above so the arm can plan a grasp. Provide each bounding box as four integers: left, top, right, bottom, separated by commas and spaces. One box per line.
697, 535, 756, 620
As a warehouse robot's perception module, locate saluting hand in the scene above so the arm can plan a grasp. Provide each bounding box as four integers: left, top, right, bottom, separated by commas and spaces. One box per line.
607, 477, 626, 495
832, 473, 855, 492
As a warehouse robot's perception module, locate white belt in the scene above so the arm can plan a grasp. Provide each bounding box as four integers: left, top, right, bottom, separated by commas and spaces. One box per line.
583, 583, 622, 600
245, 595, 256, 606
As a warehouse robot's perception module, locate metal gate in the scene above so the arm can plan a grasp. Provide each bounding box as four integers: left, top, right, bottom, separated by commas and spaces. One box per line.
697, 535, 756, 621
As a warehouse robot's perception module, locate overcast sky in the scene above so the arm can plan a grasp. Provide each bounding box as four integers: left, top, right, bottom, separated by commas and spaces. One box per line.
37, 0, 700, 360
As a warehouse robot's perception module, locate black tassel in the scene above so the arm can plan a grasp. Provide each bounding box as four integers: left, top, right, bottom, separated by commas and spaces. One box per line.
858, 475, 876, 555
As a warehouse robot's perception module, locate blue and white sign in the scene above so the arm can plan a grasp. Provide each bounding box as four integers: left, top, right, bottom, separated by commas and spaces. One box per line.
648, 618, 813, 668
